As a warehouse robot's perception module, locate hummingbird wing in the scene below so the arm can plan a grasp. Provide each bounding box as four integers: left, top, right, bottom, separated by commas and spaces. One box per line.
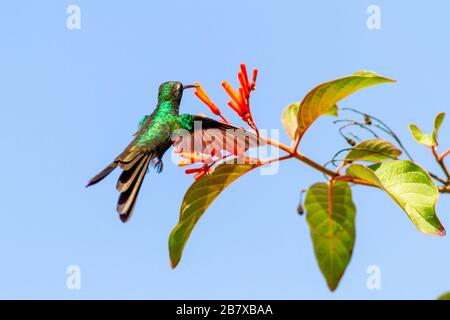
173, 115, 263, 157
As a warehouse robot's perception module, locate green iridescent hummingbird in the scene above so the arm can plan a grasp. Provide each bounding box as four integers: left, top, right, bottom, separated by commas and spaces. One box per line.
87, 81, 256, 222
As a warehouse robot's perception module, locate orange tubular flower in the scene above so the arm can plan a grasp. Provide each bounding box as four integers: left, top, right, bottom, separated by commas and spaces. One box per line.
183, 159, 215, 180
222, 81, 244, 109
175, 149, 215, 180
192, 64, 259, 134
184, 166, 211, 181
176, 151, 209, 167
185, 64, 260, 180
222, 64, 259, 135
250, 68, 258, 90
193, 83, 230, 124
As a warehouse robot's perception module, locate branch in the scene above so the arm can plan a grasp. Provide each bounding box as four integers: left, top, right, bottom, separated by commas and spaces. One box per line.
265, 137, 338, 178
261, 135, 450, 195
343, 108, 415, 162
429, 172, 448, 185
432, 146, 450, 182
439, 148, 450, 161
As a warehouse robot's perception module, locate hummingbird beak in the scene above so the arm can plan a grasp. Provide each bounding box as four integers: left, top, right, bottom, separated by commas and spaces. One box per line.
182, 84, 198, 90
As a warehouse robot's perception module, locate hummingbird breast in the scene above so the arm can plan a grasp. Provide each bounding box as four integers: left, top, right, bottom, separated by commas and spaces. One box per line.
134, 101, 182, 151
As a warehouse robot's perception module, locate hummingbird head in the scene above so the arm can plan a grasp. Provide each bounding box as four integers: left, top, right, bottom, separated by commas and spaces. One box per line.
158, 81, 198, 102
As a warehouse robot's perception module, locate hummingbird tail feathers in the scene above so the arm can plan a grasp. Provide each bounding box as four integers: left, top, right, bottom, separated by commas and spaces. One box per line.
86, 162, 118, 187
116, 153, 153, 223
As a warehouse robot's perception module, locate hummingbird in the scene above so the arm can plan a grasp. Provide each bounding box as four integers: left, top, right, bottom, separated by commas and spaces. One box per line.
87, 81, 258, 222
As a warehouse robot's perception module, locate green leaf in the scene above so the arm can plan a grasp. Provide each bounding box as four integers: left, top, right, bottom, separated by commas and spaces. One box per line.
409, 112, 446, 147
169, 164, 256, 268
324, 104, 339, 116
408, 125, 433, 146
346, 160, 445, 236
345, 139, 402, 162
305, 181, 356, 291
282, 103, 338, 141
435, 112, 446, 132
296, 71, 395, 140
281, 103, 300, 141
437, 292, 450, 300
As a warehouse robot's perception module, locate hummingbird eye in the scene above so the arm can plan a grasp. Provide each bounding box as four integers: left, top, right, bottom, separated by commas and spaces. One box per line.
173, 83, 183, 97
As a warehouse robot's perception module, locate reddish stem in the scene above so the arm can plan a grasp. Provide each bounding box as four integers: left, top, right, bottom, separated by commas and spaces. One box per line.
432, 146, 450, 182
439, 148, 450, 161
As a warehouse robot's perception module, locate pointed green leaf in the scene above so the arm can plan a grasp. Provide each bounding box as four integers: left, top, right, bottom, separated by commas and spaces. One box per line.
281, 103, 300, 141
305, 181, 356, 291
324, 104, 339, 116
282, 103, 338, 141
345, 139, 401, 162
296, 71, 395, 140
409, 112, 446, 147
169, 164, 256, 268
409, 125, 434, 146
346, 160, 445, 236
437, 292, 450, 300
434, 112, 445, 133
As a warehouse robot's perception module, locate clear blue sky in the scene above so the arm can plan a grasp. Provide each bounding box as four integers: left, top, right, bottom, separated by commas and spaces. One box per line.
1, 0, 450, 299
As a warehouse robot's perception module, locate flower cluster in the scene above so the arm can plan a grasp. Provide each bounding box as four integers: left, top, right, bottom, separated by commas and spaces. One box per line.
178, 64, 260, 180
175, 150, 215, 180
194, 64, 259, 133
222, 64, 258, 134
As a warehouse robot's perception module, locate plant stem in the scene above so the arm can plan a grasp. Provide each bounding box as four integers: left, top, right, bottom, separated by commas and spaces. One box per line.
257, 154, 293, 167
439, 148, 450, 161
432, 146, 450, 182
292, 133, 302, 153
262, 136, 450, 194
218, 114, 230, 124
439, 186, 450, 193
343, 107, 415, 161
265, 137, 338, 178
328, 179, 334, 236
429, 172, 448, 185
335, 162, 346, 174
335, 175, 378, 188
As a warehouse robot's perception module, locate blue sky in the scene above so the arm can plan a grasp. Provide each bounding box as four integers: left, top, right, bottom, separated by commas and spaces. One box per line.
1, 0, 450, 299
